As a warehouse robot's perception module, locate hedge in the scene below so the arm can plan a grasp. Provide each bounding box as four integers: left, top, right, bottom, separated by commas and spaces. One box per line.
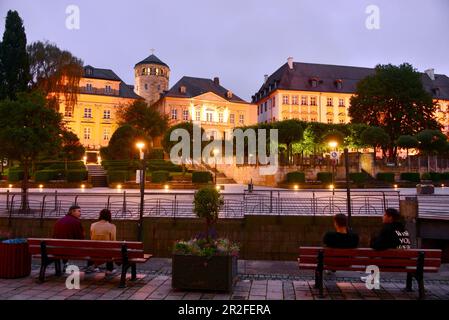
34, 170, 59, 182
102, 160, 139, 171
192, 171, 213, 183
421, 172, 431, 181
349, 172, 369, 184
149, 148, 164, 160
400, 172, 420, 183
286, 172, 305, 183
376, 173, 395, 183
428, 172, 441, 182
66, 170, 88, 182
317, 172, 333, 183
147, 160, 182, 172
8, 169, 24, 182
441, 172, 449, 181
151, 170, 169, 183
36, 161, 85, 171
107, 170, 128, 183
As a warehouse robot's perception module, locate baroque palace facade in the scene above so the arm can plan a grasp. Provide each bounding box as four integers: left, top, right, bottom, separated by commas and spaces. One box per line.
252, 57, 449, 132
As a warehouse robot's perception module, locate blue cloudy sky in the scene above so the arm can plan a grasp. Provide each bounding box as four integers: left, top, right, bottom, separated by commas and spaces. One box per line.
1, 0, 448, 100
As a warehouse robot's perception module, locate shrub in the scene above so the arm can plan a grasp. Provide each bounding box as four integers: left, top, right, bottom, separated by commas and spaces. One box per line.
8, 169, 23, 182
400, 172, 420, 183
66, 170, 88, 182
420, 172, 431, 181
149, 148, 164, 160
192, 171, 213, 183
286, 172, 305, 183
317, 172, 333, 183
428, 172, 441, 182
34, 170, 58, 182
107, 170, 128, 183
147, 159, 182, 172
376, 172, 395, 183
151, 170, 169, 183
349, 172, 369, 184
36, 161, 85, 171
441, 172, 449, 181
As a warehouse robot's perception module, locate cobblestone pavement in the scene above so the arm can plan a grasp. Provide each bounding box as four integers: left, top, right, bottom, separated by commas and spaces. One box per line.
0, 259, 448, 300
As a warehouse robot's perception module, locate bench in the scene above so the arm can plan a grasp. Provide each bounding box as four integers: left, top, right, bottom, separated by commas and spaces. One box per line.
298, 247, 442, 299
28, 238, 152, 288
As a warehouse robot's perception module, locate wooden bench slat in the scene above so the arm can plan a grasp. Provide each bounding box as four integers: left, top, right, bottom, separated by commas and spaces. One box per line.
298, 256, 441, 268
30, 247, 144, 259
28, 238, 143, 250
298, 263, 440, 273
299, 247, 442, 259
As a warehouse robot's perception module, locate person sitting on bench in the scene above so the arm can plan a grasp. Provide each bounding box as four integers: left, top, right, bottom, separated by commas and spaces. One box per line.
370, 208, 411, 250
86, 209, 117, 275
323, 213, 359, 248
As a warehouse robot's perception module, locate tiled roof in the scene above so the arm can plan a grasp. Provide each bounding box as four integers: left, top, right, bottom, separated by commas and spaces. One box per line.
162, 76, 248, 103
135, 54, 169, 68
253, 62, 449, 102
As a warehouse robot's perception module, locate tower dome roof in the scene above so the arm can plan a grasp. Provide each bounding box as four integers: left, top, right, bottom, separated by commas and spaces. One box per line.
135, 54, 169, 68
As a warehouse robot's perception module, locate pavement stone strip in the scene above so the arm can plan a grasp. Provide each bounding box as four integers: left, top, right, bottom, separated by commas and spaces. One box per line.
0, 259, 448, 300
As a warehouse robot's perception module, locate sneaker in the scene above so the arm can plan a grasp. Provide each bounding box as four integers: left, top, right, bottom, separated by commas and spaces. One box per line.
84, 266, 100, 274
105, 269, 117, 276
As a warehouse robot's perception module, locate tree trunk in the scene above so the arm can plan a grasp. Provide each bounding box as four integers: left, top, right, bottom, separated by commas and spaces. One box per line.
21, 159, 29, 211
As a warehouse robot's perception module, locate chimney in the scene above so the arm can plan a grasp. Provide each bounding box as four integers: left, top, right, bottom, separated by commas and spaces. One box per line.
287, 57, 294, 70
213, 77, 220, 85
425, 68, 435, 81
264, 74, 269, 83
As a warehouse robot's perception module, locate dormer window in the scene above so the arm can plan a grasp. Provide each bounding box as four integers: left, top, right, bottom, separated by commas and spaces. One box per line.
179, 85, 187, 94
335, 79, 343, 89
433, 87, 440, 96
85, 67, 93, 76
226, 91, 233, 99
86, 83, 92, 92
310, 78, 319, 88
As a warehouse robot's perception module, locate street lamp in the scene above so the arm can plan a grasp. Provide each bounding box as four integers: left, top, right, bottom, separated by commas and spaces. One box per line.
213, 148, 219, 184
328, 141, 338, 195
136, 141, 146, 241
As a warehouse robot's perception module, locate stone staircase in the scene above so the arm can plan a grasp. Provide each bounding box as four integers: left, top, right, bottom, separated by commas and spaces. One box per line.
87, 164, 108, 187
203, 164, 236, 184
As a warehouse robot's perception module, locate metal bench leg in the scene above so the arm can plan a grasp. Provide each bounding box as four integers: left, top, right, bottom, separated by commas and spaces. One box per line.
119, 263, 129, 288
315, 250, 324, 298
131, 264, 137, 281
405, 273, 413, 292
416, 251, 425, 300
417, 277, 425, 300
55, 260, 62, 276
38, 263, 47, 283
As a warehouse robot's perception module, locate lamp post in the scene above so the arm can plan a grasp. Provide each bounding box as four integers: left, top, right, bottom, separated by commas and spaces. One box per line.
213, 148, 219, 185
328, 141, 338, 195
344, 148, 352, 231
136, 142, 145, 241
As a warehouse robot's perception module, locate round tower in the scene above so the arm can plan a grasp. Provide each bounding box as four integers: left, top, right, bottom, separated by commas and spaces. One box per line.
134, 53, 170, 106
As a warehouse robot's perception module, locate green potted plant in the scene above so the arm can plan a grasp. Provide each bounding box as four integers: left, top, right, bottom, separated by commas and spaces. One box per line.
171, 187, 239, 292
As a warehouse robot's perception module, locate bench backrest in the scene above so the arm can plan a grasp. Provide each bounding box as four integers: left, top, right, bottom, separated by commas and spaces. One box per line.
28, 238, 145, 260
299, 247, 442, 272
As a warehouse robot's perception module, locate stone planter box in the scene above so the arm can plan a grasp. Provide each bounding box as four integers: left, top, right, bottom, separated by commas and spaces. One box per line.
172, 254, 238, 292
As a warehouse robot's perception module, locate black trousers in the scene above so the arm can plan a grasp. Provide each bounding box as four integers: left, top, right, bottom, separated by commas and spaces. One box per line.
87, 260, 114, 271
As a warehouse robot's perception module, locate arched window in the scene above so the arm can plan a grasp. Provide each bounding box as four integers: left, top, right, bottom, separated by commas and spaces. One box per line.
141, 68, 145, 75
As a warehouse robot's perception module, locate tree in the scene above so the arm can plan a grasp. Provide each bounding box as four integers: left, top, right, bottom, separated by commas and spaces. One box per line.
60, 130, 85, 171
275, 120, 303, 165
349, 63, 440, 161
0, 91, 63, 207
117, 99, 168, 141
193, 187, 224, 241
102, 124, 148, 160
415, 129, 448, 172
27, 41, 83, 111
396, 135, 419, 171
0, 10, 30, 100
360, 127, 390, 161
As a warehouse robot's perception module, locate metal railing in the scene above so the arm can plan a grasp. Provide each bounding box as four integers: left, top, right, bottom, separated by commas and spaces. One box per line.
0, 190, 401, 222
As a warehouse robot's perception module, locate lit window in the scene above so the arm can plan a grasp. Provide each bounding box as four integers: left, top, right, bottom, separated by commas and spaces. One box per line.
84, 108, 92, 118
206, 112, 213, 122
292, 95, 299, 105
219, 113, 224, 123
230, 114, 235, 124
311, 117, 316, 122
195, 110, 201, 121
302, 117, 308, 121
103, 109, 111, 119
105, 85, 112, 94
301, 96, 308, 106
65, 107, 73, 117
171, 109, 178, 120
326, 98, 333, 107
103, 128, 110, 141
86, 83, 92, 92
283, 95, 289, 105
339, 98, 345, 107
310, 97, 317, 106
183, 110, 189, 121
155, 68, 159, 75
327, 118, 333, 124
141, 68, 145, 75
84, 127, 91, 140
239, 114, 244, 124
339, 119, 345, 124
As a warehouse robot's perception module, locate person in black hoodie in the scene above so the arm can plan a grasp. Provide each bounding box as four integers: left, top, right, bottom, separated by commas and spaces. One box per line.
323, 213, 359, 248
370, 208, 411, 250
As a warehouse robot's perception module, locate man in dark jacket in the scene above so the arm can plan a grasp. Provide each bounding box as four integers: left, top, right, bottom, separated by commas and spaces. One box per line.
370, 208, 411, 250
53, 205, 84, 240
323, 213, 359, 248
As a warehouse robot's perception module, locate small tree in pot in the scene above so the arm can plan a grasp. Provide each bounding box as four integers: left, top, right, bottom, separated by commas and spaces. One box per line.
172, 187, 239, 292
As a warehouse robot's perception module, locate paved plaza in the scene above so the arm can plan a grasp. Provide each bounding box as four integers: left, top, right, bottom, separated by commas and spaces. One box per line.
0, 258, 448, 300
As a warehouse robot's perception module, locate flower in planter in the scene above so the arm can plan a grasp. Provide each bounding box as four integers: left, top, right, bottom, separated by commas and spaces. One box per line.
173, 238, 239, 258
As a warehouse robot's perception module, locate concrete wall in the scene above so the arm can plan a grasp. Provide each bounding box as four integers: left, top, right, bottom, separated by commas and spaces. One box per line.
0, 215, 384, 260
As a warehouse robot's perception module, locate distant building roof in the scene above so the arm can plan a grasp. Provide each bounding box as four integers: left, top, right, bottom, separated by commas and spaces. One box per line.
253, 61, 449, 102
135, 54, 169, 68
162, 76, 248, 103
82, 65, 141, 99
